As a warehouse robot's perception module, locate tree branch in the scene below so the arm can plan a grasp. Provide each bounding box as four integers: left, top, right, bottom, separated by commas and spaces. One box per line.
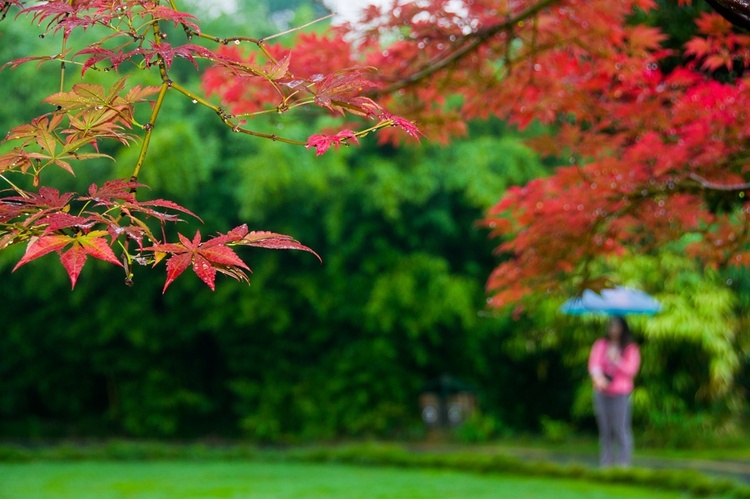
377, 0, 565, 94
689, 173, 750, 191
130, 21, 171, 187
130, 80, 168, 184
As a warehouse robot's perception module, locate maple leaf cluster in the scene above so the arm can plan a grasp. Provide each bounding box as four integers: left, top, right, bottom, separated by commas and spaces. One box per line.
0, 0, 404, 290
0, 178, 318, 291
2, 78, 156, 179
225, 0, 749, 309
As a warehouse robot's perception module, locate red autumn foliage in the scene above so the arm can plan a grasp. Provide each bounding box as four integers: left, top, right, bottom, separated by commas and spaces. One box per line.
211, 0, 749, 308
2, 0, 749, 302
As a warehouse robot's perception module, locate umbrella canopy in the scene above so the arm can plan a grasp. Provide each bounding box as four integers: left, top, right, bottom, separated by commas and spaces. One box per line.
560, 287, 662, 316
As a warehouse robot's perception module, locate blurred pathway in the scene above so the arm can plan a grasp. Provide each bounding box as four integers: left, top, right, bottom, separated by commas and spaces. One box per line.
506, 447, 750, 483
408, 442, 750, 484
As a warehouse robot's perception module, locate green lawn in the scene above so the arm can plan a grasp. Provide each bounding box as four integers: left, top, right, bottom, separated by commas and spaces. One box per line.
0, 460, 692, 499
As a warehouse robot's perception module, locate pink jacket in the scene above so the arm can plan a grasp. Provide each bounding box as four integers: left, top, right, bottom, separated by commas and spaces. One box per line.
588, 338, 640, 395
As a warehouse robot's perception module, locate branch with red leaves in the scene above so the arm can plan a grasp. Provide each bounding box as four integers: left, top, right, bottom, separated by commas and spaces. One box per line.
0, 179, 319, 291
145, 224, 320, 293
0, 0, 416, 290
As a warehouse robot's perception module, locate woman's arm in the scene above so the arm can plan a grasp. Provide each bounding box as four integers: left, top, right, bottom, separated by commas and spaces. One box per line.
616, 344, 641, 378
588, 339, 609, 390
588, 339, 605, 375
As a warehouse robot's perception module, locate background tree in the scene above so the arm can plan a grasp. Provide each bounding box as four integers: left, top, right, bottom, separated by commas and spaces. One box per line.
212, 0, 749, 306
201, 0, 750, 442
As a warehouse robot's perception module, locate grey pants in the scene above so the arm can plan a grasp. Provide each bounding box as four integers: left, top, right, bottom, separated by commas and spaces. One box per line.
593, 392, 633, 467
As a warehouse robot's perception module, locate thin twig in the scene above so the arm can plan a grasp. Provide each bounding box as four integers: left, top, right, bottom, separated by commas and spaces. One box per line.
261, 14, 334, 43
169, 81, 306, 145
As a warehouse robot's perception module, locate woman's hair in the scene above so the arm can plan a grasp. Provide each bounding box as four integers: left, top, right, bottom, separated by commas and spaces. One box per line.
610, 316, 634, 349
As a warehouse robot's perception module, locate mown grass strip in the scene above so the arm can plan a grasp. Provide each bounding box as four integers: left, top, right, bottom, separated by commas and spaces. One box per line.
0, 440, 747, 498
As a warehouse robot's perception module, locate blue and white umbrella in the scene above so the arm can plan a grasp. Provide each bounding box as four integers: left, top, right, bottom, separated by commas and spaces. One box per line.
560, 286, 662, 316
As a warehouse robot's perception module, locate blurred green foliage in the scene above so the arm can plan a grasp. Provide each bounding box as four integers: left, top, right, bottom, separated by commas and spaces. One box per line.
0, 1, 747, 446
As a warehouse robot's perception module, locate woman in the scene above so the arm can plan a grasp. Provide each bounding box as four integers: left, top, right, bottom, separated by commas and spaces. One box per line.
588, 316, 640, 467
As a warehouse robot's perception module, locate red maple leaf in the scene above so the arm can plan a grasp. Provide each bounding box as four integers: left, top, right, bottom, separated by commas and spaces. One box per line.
143, 225, 320, 292
136, 5, 200, 32
83, 179, 143, 205
384, 114, 423, 140
122, 198, 201, 223
1, 187, 76, 226
315, 77, 382, 116
142, 42, 214, 70
75, 46, 145, 74
306, 129, 359, 156
82, 179, 200, 222
13, 230, 122, 288
233, 226, 321, 261
41, 212, 95, 233
20, 2, 77, 27
145, 230, 251, 293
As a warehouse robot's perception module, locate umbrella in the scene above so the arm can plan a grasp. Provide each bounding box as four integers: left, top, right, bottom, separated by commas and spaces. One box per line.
560, 286, 662, 316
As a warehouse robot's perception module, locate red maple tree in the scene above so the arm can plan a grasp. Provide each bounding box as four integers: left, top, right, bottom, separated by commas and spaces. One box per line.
0, 0, 414, 291
207, 0, 750, 308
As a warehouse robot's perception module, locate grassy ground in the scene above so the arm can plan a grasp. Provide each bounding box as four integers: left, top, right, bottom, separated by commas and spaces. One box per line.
0, 460, 693, 499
